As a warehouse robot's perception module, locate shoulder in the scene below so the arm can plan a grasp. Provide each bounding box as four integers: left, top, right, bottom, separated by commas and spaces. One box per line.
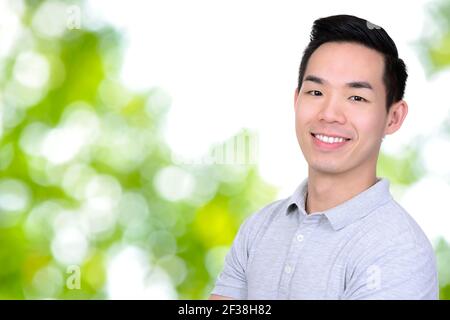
365, 199, 434, 250
344, 199, 439, 299
349, 198, 436, 265
237, 197, 288, 244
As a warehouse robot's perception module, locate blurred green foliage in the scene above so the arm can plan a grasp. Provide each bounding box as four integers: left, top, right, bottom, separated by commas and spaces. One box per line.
415, 0, 450, 300
0, 0, 276, 299
0, 0, 449, 300
417, 0, 450, 73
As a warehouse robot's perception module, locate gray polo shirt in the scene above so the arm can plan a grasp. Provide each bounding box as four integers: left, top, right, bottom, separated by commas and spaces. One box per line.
211, 177, 439, 299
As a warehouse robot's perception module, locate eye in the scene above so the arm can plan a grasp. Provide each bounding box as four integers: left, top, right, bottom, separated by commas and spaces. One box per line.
306, 90, 323, 96
349, 95, 368, 102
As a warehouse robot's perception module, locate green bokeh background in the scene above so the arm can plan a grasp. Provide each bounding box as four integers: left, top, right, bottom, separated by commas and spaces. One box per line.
0, 0, 449, 299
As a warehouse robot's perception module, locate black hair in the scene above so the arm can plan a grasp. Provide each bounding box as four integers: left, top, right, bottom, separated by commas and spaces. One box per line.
297, 14, 408, 112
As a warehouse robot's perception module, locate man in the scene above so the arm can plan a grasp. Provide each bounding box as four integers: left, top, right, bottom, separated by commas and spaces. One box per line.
209, 14, 438, 300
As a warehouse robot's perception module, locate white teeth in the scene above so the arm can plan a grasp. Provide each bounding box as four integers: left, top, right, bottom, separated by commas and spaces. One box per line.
315, 134, 346, 144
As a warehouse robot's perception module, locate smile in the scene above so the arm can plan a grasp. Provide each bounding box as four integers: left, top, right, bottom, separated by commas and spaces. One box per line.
311, 133, 351, 150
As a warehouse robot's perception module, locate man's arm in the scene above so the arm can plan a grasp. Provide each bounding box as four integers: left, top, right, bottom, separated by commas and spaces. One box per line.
209, 215, 255, 299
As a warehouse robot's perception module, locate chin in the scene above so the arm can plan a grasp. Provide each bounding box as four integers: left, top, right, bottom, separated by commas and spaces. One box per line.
309, 162, 347, 175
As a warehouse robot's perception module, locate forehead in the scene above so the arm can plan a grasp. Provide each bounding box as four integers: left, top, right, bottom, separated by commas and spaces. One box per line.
304, 42, 385, 90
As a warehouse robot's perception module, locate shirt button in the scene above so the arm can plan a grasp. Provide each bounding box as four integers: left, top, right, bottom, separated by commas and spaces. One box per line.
296, 234, 304, 242
284, 265, 292, 274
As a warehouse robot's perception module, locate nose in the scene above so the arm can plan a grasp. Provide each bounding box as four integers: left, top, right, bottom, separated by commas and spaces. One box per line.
317, 95, 346, 124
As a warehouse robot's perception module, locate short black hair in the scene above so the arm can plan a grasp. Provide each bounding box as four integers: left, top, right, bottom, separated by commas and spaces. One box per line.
297, 14, 408, 112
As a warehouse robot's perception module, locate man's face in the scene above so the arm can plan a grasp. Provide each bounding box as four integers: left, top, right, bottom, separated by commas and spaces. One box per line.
294, 42, 388, 177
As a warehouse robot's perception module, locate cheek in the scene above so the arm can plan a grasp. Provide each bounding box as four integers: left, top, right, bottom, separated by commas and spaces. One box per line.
295, 103, 315, 127
353, 112, 385, 141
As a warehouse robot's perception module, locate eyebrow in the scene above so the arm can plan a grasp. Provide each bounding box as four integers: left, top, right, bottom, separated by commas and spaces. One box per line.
303, 75, 374, 90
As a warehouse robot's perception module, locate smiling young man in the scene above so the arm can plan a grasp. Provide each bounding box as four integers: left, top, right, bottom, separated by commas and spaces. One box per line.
209, 14, 438, 300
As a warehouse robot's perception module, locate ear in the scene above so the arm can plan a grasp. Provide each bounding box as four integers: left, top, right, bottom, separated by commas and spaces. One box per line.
294, 87, 299, 112
384, 100, 408, 136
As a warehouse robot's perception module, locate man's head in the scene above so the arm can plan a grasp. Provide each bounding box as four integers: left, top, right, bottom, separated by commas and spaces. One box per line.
294, 14, 408, 178
297, 15, 408, 112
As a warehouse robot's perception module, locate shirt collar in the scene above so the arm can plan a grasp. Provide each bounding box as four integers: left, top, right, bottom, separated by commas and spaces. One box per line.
286, 177, 393, 230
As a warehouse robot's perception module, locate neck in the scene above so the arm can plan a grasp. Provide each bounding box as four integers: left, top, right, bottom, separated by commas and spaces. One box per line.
305, 167, 378, 214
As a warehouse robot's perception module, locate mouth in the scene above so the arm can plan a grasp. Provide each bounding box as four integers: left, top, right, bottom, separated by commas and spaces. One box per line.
310, 132, 352, 151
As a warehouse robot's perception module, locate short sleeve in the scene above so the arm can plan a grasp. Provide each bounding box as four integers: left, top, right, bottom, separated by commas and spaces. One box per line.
342, 240, 439, 300
210, 215, 255, 299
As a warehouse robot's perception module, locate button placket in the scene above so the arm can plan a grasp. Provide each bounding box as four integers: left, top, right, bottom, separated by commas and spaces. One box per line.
278, 218, 322, 298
